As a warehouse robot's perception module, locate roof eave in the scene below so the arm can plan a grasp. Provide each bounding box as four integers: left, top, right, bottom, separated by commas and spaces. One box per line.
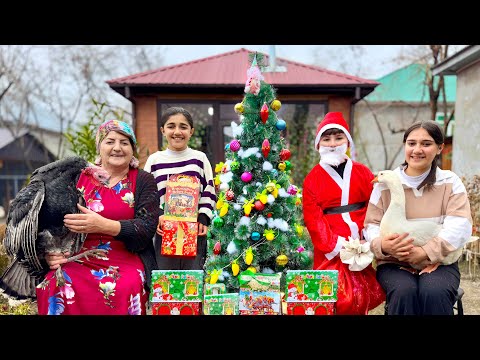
108, 83, 378, 99
432, 45, 480, 76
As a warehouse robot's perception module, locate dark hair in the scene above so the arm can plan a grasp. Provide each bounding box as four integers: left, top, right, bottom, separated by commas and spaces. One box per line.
402, 120, 444, 190
321, 128, 345, 137
160, 107, 194, 128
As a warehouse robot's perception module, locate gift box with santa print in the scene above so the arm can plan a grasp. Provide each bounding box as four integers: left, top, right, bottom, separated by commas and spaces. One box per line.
161, 174, 201, 257
150, 270, 204, 315
285, 270, 338, 315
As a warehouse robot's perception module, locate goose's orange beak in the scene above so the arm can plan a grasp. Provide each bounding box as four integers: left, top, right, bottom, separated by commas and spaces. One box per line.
371, 176, 378, 184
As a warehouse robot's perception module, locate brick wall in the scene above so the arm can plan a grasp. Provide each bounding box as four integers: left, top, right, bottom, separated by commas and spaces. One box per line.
134, 96, 158, 166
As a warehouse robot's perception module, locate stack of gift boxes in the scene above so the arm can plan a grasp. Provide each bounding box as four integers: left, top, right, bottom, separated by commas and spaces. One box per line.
161, 174, 200, 257
284, 270, 338, 315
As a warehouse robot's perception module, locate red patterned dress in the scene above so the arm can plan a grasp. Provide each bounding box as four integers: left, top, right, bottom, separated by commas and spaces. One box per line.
36, 168, 148, 315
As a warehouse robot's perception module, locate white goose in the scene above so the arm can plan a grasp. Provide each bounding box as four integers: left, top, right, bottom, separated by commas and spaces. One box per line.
373, 170, 463, 274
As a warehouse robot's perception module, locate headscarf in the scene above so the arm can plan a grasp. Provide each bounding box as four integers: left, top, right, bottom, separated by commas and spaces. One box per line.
94, 119, 139, 168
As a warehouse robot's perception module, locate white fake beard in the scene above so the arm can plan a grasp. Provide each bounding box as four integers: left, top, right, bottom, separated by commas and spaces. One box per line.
319, 143, 349, 166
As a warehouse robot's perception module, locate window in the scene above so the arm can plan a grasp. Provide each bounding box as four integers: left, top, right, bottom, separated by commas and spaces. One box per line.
435, 112, 455, 137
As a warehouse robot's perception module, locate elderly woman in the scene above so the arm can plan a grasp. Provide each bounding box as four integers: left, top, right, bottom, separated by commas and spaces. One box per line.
36, 120, 159, 315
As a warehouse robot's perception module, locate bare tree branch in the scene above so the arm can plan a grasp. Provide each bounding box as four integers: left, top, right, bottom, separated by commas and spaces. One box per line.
1, 45, 166, 160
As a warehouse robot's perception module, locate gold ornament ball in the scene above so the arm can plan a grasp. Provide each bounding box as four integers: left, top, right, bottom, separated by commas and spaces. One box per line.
234, 103, 244, 114
247, 266, 257, 273
271, 99, 282, 111
276, 254, 288, 266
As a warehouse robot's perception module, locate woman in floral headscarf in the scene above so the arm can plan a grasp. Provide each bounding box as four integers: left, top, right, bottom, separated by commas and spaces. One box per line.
36, 120, 159, 315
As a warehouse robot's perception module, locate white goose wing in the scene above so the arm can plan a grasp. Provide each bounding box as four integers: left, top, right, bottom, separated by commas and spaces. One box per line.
403, 219, 441, 247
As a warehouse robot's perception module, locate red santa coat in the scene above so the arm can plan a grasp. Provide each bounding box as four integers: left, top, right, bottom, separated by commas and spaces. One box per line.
303, 159, 385, 314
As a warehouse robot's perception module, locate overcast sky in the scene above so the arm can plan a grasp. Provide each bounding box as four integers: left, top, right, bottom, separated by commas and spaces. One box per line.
160, 45, 410, 80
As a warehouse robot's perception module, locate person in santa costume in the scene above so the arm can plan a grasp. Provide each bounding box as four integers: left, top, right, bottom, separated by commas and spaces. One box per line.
302, 111, 385, 315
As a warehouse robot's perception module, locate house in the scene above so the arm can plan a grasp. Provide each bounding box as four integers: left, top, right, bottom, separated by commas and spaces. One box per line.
0, 128, 57, 211
106, 48, 378, 184
354, 63, 456, 173
432, 45, 480, 178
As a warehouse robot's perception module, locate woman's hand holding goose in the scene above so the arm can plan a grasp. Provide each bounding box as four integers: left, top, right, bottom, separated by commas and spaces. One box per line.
380, 232, 413, 258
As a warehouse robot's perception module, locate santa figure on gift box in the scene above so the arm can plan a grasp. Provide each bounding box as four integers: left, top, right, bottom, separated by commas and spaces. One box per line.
152, 283, 163, 301
287, 283, 298, 301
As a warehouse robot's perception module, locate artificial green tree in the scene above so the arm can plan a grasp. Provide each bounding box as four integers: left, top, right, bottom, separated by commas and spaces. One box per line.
204, 53, 313, 291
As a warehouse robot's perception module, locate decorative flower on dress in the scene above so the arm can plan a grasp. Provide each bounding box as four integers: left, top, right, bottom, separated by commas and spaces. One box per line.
111, 181, 129, 194
47, 295, 65, 315
138, 269, 146, 287
60, 283, 76, 305
128, 293, 142, 315
88, 199, 104, 213
99, 281, 116, 301
121, 191, 135, 207
91, 268, 110, 281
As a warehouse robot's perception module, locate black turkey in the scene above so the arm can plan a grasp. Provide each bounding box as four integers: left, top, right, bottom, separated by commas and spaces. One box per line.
0, 156, 110, 299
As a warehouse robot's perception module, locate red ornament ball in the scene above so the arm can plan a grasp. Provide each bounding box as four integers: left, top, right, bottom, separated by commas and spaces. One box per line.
213, 241, 221, 255
254, 200, 265, 211
225, 189, 234, 201
279, 149, 291, 161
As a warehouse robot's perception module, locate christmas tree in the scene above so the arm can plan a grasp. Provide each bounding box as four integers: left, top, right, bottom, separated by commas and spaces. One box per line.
204, 53, 313, 291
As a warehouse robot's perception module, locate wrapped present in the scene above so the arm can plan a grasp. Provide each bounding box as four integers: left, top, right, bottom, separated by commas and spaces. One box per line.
161, 174, 201, 257
238, 272, 281, 315
205, 283, 226, 295
161, 220, 198, 257
164, 174, 200, 222
286, 301, 335, 315
284, 270, 338, 316
152, 302, 201, 315
150, 270, 204, 303
285, 270, 338, 302
203, 293, 239, 315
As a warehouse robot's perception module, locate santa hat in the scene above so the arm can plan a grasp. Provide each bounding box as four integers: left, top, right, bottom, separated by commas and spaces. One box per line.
314, 112, 356, 159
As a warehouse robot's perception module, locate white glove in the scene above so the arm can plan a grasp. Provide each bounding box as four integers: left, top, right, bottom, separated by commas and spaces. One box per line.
339, 236, 374, 271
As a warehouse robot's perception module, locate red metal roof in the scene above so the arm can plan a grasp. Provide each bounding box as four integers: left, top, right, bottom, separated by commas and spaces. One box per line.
106, 48, 378, 87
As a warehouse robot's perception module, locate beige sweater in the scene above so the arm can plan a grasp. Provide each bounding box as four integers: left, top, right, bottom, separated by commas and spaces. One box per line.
364, 166, 472, 268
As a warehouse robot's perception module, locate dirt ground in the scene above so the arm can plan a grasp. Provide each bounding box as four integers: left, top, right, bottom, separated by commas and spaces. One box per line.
368, 260, 480, 315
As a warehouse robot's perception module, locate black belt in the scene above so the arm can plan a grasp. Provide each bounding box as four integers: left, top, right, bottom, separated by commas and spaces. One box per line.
323, 201, 366, 215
